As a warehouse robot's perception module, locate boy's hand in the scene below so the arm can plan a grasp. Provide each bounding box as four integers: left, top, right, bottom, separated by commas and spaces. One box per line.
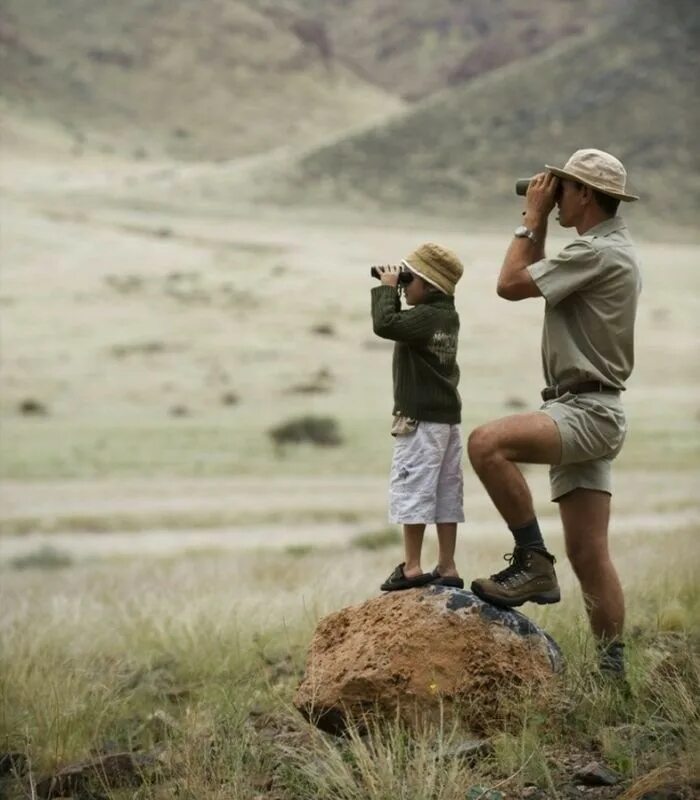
375, 265, 400, 287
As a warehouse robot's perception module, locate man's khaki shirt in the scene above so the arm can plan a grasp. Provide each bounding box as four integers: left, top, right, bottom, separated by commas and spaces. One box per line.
527, 216, 642, 390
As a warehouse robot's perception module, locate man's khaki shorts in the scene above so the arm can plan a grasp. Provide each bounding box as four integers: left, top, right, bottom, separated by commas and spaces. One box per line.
539, 392, 627, 502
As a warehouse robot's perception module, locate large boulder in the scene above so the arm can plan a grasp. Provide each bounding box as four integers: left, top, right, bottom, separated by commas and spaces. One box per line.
295, 586, 562, 735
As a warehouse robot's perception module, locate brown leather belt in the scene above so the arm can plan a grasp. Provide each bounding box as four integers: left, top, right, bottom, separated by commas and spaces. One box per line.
541, 381, 620, 401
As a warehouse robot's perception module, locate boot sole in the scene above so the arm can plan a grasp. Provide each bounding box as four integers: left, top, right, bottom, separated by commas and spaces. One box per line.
471, 583, 561, 608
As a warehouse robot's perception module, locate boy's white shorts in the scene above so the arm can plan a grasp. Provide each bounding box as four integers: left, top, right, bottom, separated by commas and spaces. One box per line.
389, 422, 465, 524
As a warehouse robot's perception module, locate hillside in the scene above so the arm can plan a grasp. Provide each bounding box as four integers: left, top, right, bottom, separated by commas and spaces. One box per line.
0, 0, 625, 163
255, 0, 619, 101
273, 0, 699, 225
0, 0, 402, 160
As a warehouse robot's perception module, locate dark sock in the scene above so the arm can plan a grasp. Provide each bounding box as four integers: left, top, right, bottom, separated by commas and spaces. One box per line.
509, 518, 546, 551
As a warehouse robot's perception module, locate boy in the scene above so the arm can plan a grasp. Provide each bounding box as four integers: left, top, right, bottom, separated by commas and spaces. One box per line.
371, 242, 465, 591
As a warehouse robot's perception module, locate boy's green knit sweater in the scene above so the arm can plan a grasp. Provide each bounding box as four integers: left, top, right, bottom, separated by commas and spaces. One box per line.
371, 285, 461, 424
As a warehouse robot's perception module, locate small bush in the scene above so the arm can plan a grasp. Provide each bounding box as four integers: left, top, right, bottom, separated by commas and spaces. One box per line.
311, 323, 335, 336
287, 368, 334, 395
351, 527, 401, 551
11, 546, 73, 570
268, 415, 342, 448
18, 398, 48, 416
104, 273, 144, 293
285, 545, 314, 558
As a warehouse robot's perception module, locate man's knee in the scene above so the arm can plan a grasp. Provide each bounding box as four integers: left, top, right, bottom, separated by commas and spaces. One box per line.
467, 424, 500, 466
565, 537, 609, 579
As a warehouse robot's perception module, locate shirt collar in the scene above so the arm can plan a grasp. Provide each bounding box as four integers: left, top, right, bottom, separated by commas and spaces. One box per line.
423, 291, 454, 306
582, 216, 627, 238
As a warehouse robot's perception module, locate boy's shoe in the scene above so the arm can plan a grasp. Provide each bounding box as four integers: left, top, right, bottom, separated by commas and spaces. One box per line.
380, 563, 434, 592
430, 569, 464, 589
470, 547, 560, 607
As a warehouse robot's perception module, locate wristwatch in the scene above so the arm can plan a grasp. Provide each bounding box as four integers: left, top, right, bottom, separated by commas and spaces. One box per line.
514, 225, 537, 243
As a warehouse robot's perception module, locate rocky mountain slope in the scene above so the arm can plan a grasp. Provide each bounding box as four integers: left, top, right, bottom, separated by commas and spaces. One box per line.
278, 0, 699, 224
0, 0, 401, 160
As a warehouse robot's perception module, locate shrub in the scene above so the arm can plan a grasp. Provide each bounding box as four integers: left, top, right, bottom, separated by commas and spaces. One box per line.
11, 546, 73, 570
18, 398, 48, 416
351, 528, 401, 551
268, 416, 342, 448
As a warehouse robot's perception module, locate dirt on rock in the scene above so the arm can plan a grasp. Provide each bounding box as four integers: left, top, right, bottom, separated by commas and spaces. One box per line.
295, 586, 561, 735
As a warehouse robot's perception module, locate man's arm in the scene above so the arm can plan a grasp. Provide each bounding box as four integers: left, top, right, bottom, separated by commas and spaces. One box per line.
497, 172, 558, 301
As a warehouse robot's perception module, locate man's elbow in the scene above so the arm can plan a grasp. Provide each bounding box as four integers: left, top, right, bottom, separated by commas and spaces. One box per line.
496, 280, 521, 301
497, 276, 539, 301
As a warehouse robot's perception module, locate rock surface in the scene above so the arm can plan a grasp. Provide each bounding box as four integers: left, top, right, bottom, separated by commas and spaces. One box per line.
575, 760, 621, 787
295, 586, 562, 734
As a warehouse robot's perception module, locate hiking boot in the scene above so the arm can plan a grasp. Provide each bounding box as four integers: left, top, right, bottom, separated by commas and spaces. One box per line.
471, 546, 560, 607
598, 640, 626, 677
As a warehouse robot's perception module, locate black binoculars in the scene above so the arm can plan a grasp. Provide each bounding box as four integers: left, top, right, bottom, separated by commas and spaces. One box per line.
370, 266, 414, 284
515, 177, 562, 200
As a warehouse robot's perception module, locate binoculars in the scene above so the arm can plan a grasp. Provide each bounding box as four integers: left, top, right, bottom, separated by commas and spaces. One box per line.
515, 176, 562, 200
370, 266, 414, 284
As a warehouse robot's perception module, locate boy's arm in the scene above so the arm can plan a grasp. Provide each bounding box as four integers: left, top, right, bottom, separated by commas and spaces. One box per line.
371, 285, 435, 343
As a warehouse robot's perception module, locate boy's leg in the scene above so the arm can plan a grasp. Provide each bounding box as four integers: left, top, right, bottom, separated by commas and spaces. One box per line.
435, 522, 458, 577
434, 424, 465, 579
403, 524, 427, 578
382, 424, 443, 591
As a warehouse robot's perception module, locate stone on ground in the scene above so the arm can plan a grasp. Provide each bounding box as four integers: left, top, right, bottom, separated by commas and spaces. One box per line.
295, 586, 562, 734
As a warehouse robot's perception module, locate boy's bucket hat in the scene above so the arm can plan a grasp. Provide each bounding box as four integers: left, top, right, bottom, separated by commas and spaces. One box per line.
546, 148, 639, 201
402, 242, 464, 296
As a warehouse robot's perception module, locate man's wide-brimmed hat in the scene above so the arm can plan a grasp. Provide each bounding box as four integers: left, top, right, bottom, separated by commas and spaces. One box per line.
402, 242, 464, 296
546, 148, 639, 202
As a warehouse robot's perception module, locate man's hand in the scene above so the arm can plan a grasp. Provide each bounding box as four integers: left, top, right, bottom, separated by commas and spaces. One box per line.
375, 265, 400, 287
525, 172, 559, 222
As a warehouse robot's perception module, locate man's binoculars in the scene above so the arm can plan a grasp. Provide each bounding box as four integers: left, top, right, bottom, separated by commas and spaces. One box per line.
515, 176, 562, 199
370, 267, 414, 284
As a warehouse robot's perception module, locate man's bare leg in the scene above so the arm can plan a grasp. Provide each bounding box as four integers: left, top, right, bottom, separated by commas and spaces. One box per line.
467, 412, 562, 525
436, 522, 459, 577
468, 413, 562, 606
402, 523, 426, 578
559, 489, 624, 641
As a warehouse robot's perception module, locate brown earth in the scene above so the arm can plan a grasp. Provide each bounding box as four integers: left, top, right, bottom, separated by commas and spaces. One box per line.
295, 587, 560, 735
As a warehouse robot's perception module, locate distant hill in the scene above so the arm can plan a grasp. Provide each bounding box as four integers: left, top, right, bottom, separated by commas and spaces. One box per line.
258, 0, 619, 101
0, 0, 623, 162
0, 0, 402, 160
273, 0, 699, 226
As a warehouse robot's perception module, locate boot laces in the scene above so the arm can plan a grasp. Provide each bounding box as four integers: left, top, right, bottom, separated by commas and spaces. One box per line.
490, 549, 529, 585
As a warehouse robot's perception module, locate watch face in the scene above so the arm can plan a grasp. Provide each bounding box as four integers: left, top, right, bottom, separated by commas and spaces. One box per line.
514, 226, 529, 236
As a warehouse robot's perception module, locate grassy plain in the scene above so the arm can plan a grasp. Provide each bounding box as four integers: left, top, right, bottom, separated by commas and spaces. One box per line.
1, 141, 699, 797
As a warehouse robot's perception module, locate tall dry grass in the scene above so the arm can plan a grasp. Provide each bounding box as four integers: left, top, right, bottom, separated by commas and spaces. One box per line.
1, 527, 698, 798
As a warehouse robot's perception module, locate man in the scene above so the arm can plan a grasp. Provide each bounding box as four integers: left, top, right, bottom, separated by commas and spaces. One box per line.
468, 148, 641, 676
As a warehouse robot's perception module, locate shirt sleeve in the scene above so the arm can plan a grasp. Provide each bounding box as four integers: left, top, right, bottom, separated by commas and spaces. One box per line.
371, 285, 435, 343
527, 239, 603, 307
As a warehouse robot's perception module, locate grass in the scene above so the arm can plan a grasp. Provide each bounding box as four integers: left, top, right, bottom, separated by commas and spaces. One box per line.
1, 529, 698, 799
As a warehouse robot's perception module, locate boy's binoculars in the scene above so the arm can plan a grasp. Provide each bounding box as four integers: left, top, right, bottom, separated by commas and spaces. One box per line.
370, 267, 414, 284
